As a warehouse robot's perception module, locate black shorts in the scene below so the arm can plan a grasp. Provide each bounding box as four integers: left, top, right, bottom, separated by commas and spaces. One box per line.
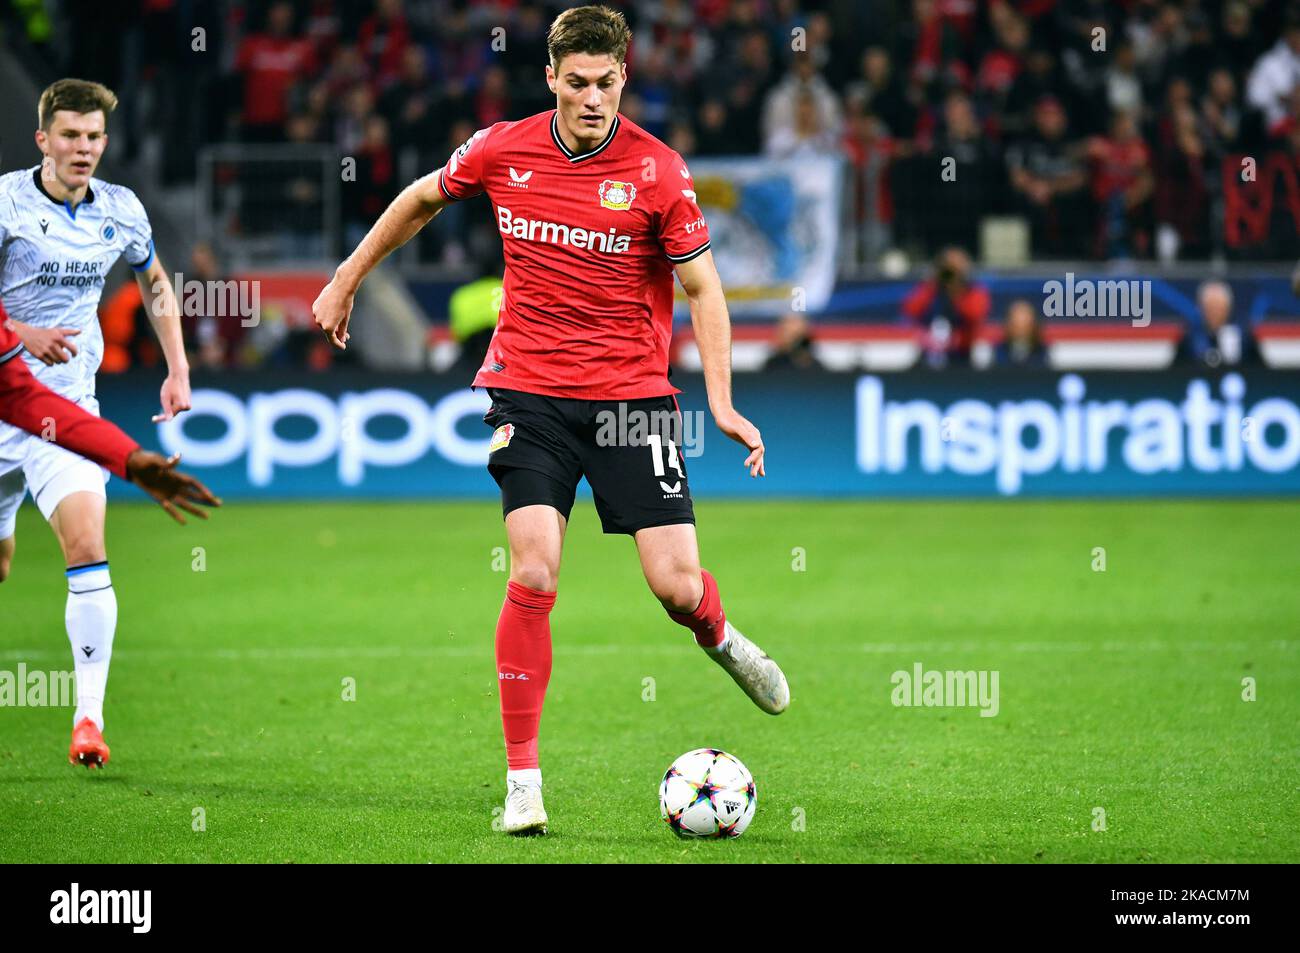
482, 387, 696, 536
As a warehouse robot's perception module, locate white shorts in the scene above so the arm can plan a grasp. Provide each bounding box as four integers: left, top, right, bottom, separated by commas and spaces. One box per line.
0, 395, 110, 539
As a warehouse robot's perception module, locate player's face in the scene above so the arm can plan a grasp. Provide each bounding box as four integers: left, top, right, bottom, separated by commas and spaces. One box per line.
547, 53, 625, 148
35, 110, 108, 195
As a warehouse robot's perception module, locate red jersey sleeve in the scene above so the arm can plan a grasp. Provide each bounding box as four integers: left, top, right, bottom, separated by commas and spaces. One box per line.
437, 124, 497, 202
0, 307, 138, 479
656, 154, 712, 264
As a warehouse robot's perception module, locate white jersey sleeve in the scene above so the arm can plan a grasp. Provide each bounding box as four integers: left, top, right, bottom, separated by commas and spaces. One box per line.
100, 181, 154, 271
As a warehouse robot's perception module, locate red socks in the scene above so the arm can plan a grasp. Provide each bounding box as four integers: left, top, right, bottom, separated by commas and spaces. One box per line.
496, 572, 722, 771
495, 580, 556, 771
667, 569, 727, 649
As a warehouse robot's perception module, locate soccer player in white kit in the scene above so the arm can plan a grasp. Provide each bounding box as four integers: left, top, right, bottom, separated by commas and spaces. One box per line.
0, 79, 192, 768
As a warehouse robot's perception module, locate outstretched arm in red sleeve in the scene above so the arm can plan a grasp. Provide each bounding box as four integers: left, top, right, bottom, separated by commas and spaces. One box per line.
0, 318, 220, 523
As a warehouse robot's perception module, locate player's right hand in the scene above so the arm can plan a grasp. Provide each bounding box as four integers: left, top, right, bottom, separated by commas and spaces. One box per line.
312, 276, 355, 350
19, 325, 80, 365
125, 450, 222, 525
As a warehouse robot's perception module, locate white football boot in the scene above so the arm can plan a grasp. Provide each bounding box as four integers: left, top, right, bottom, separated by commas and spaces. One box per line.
502, 779, 548, 835
709, 621, 790, 714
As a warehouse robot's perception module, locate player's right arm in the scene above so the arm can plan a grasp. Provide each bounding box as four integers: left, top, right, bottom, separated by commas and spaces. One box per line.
312, 170, 449, 350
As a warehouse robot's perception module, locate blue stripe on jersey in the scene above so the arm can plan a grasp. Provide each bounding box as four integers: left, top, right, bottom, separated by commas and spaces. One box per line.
130, 239, 155, 271
0, 342, 23, 364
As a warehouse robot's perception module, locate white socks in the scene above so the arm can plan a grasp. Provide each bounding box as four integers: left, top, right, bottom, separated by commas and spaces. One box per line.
508, 768, 542, 787
65, 561, 115, 731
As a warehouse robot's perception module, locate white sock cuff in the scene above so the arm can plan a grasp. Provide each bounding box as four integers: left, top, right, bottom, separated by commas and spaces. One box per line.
507, 768, 542, 787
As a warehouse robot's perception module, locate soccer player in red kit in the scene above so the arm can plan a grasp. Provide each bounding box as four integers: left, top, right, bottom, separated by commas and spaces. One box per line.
313, 5, 788, 834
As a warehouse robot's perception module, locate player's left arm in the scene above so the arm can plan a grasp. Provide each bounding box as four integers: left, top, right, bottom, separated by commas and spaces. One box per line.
675, 250, 765, 478
135, 254, 192, 422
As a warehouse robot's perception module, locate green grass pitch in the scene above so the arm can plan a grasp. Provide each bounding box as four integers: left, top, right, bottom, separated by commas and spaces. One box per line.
1, 498, 1297, 863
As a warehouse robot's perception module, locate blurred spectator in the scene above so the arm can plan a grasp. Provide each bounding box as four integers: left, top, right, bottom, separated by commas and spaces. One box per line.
693, 100, 733, 156
1246, 12, 1300, 136
1087, 111, 1153, 259
845, 47, 916, 138
1006, 96, 1089, 258
902, 247, 990, 367
278, 113, 327, 260
719, 29, 776, 154
766, 89, 841, 158
995, 299, 1045, 367
925, 91, 999, 253
762, 54, 842, 154
234, 1, 317, 142
321, 43, 370, 102
1154, 103, 1212, 261
343, 115, 398, 253
498, 3, 551, 102
668, 120, 697, 158
1106, 42, 1143, 119
1130, 4, 1191, 91
629, 46, 674, 141
842, 110, 900, 263
1180, 281, 1253, 367
357, 0, 410, 88
1218, 2, 1263, 80
476, 65, 513, 129
976, 10, 1030, 130
336, 85, 376, 156
183, 242, 249, 371
763, 314, 816, 371
379, 46, 438, 158
1004, 47, 1075, 141
1201, 68, 1243, 154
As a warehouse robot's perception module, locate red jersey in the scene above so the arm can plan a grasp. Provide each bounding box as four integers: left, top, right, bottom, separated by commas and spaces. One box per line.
439, 110, 712, 400
0, 309, 137, 478
234, 35, 318, 126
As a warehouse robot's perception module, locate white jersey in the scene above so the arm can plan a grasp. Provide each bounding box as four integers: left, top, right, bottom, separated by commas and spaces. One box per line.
0, 166, 154, 402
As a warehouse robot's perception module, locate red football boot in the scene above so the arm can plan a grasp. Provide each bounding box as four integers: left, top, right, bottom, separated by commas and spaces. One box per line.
69, 717, 110, 769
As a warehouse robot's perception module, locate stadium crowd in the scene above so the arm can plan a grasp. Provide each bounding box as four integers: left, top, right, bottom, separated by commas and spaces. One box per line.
3, 0, 1298, 372
14, 0, 1300, 265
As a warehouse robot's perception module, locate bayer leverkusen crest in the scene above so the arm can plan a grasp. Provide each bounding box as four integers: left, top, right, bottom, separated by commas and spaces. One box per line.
598, 180, 636, 211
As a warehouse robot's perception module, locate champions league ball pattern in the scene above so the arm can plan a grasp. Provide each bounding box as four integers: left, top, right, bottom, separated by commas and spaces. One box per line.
658, 748, 757, 839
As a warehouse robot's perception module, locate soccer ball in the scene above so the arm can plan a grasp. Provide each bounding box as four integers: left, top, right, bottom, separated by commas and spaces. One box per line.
658, 748, 757, 838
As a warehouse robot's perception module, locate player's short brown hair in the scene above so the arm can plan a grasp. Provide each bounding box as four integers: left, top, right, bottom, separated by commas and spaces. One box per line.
38, 78, 118, 130
547, 5, 632, 69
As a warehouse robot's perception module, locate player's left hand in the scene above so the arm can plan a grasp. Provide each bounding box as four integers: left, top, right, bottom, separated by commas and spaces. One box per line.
153, 373, 192, 423
713, 406, 765, 478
